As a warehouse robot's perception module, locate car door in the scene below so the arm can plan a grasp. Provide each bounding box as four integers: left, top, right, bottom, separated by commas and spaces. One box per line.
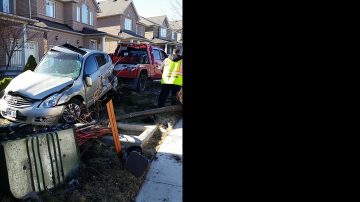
94, 53, 110, 97
153, 49, 163, 78
83, 54, 100, 107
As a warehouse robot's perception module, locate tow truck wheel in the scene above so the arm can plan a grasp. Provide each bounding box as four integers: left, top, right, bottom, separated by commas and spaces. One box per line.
137, 72, 148, 92
61, 98, 86, 124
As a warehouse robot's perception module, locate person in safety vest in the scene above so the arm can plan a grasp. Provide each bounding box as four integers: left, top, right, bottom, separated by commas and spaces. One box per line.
157, 48, 183, 107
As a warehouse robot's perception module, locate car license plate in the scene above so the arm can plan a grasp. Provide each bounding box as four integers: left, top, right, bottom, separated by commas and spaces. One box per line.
6, 108, 16, 118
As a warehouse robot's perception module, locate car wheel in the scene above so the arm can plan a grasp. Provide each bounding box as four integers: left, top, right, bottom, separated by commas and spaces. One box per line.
61, 99, 86, 124
137, 72, 148, 92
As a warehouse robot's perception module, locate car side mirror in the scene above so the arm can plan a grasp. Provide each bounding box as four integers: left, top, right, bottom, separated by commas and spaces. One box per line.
85, 76, 92, 87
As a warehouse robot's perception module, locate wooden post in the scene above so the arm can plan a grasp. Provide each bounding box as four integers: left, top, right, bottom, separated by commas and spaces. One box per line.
106, 99, 122, 155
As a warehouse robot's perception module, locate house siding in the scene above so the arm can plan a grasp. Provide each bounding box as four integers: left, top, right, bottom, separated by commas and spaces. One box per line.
15, 0, 37, 18
97, 15, 120, 36
136, 24, 145, 37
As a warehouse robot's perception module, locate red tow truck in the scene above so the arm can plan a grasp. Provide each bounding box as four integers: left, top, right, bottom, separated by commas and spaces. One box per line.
110, 43, 168, 91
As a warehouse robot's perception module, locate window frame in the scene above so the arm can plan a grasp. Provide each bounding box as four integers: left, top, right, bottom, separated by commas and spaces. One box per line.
81, 3, 88, 24
124, 18, 132, 30
84, 54, 99, 76
95, 54, 107, 67
2, 0, 10, 13
46, 0, 55, 18
153, 49, 161, 60
160, 28, 167, 38
76, 6, 80, 22
89, 12, 93, 25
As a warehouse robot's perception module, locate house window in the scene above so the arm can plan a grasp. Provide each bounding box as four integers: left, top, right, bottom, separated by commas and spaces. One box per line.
2, 0, 9, 13
76, 6, 80, 22
125, 18, 132, 30
90, 12, 93, 25
46, 0, 55, 18
172, 32, 175, 40
82, 3, 88, 24
160, 28, 167, 38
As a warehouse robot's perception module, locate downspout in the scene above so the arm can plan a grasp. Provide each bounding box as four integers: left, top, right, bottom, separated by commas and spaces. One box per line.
22, 24, 27, 68
29, 0, 32, 18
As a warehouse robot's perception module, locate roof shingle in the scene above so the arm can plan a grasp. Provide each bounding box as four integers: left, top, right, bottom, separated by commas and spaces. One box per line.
146, 15, 167, 26
97, 0, 133, 18
169, 20, 182, 31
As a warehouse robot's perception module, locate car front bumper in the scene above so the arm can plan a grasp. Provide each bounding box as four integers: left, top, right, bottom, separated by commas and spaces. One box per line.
0, 99, 65, 125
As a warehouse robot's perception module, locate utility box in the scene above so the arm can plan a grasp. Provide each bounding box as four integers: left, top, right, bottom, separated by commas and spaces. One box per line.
0, 128, 80, 199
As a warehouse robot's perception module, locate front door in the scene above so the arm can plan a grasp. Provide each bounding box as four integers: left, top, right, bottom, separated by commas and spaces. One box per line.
83, 54, 100, 107
25, 41, 39, 63
90, 40, 97, 50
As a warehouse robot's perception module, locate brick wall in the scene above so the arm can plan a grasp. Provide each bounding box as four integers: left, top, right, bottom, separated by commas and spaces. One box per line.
97, 15, 120, 36
47, 30, 84, 48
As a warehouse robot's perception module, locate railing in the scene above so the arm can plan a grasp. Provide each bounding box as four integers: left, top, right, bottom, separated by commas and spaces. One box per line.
7, 50, 23, 68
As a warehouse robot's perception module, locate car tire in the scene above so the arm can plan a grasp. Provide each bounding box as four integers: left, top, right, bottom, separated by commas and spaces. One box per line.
61, 98, 86, 124
136, 72, 148, 92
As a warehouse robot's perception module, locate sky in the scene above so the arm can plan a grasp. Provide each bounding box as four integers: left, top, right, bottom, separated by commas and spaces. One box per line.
96, 0, 182, 21
132, 0, 182, 21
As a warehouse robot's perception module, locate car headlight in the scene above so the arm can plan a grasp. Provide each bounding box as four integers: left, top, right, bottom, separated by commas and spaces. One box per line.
40, 93, 61, 108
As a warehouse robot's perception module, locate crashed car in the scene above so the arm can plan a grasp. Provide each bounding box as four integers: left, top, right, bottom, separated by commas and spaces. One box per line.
0, 43, 117, 125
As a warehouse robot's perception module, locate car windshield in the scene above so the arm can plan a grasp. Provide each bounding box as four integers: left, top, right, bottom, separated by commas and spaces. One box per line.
116, 46, 149, 64
34, 51, 82, 79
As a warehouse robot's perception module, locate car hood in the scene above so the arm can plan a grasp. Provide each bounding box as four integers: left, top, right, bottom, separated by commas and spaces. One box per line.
5, 70, 74, 100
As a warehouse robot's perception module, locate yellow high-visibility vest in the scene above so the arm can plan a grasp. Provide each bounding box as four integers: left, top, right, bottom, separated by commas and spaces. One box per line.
161, 58, 183, 86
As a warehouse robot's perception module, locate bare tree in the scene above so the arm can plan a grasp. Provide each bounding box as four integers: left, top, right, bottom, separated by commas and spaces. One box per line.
169, 0, 182, 21
0, 19, 41, 75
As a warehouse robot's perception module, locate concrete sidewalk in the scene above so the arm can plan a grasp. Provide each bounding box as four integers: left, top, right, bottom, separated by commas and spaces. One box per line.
136, 119, 183, 202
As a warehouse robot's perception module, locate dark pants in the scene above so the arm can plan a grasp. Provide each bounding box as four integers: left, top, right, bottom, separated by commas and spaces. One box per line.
158, 84, 181, 107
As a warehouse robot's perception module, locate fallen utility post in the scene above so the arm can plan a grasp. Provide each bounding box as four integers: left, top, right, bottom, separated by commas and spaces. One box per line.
116, 105, 182, 121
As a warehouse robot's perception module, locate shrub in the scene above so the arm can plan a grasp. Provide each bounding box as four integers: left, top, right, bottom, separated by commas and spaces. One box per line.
23, 55, 37, 72
0, 77, 12, 92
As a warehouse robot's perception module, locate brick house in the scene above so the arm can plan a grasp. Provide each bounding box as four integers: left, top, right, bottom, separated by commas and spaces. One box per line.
0, 1, 48, 76
96, 0, 149, 53
1, 0, 120, 75
140, 15, 181, 54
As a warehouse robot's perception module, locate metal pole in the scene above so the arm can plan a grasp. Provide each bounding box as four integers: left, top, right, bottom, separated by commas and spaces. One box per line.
28, 0, 32, 18
22, 24, 27, 68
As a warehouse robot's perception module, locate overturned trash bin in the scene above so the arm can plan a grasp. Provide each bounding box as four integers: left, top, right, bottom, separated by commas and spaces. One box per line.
0, 128, 80, 199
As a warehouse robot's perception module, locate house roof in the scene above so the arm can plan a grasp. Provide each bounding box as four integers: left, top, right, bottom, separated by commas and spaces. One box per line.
139, 16, 155, 26
122, 29, 145, 39
169, 20, 182, 31
97, 0, 135, 18
37, 18, 73, 32
82, 27, 106, 35
150, 38, 178, 45
146, 15, 167, 26
63, 0, 101, 12
37, 18, 106, 35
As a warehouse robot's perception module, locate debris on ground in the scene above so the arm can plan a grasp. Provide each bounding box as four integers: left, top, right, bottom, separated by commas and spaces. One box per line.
0, 83, 182, 201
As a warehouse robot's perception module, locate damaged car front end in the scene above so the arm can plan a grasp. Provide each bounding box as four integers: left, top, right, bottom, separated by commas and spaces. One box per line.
0, 44, 117, 125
